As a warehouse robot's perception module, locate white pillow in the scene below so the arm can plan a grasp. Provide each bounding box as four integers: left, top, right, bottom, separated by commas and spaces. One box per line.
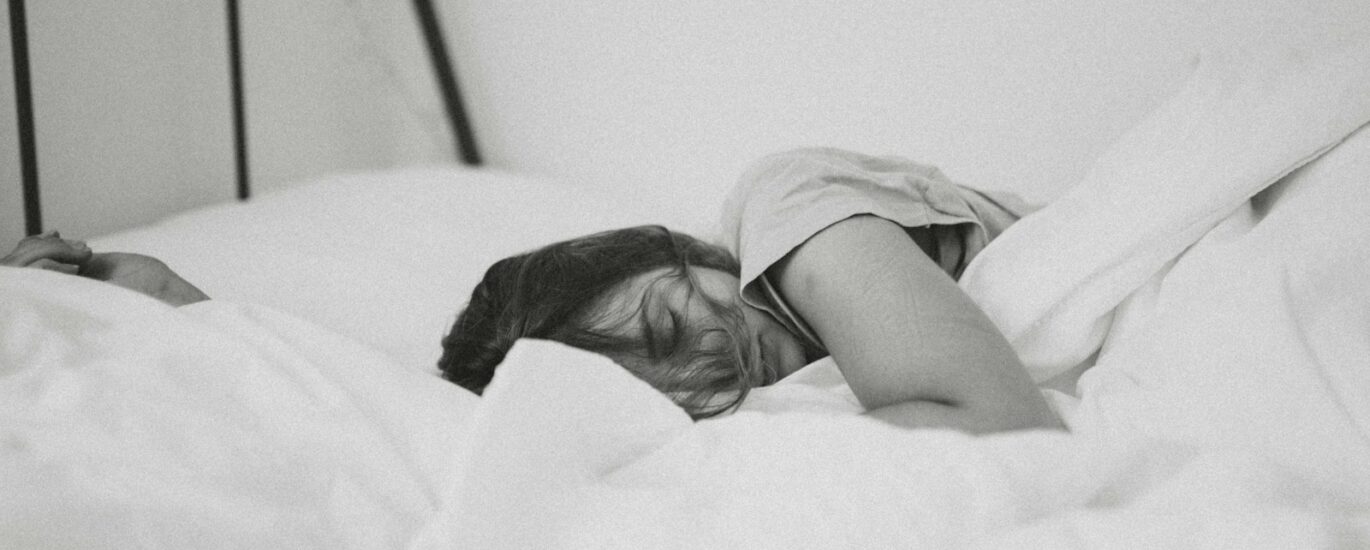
90, 168, 670, 372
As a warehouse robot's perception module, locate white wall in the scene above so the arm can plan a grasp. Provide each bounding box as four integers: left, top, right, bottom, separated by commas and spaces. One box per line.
21, 2, 234, 241
0, 0, 452, 246
239, 0, 450, 196
442, 0, 1370, 228
4, 0, 1368, 247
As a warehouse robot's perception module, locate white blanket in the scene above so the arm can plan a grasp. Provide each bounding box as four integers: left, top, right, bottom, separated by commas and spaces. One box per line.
0, 271, 475, 548
959, 39, 1370, 381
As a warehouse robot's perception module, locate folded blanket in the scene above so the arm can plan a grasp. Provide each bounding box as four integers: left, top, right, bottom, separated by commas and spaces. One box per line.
959, 37, 1370, 382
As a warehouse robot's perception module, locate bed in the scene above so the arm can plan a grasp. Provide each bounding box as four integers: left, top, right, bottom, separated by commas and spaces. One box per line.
5, 10, 1370, 550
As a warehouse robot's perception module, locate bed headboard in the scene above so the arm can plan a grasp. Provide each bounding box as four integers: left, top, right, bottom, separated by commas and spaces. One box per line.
6, 0, 480, 238
7, 0, 38, 236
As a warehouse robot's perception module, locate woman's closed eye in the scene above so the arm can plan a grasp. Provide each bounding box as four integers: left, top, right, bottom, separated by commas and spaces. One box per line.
634, 287, 682, 358
661, 309, 686, 356
759, 345, 775, 385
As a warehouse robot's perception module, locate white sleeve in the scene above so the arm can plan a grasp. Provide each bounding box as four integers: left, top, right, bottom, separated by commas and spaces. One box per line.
719, 147, 995, 289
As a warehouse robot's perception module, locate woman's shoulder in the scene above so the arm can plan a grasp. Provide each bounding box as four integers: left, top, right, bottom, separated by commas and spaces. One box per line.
719, 147, 949, 231
735, 147, 945, 189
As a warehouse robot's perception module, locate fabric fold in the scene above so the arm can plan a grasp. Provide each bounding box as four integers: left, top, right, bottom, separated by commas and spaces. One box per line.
959, 37, 1370, 382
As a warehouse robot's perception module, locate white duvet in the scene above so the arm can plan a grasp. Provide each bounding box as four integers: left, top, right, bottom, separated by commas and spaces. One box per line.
0, 272, 477, 548
5, 40, 1370, 548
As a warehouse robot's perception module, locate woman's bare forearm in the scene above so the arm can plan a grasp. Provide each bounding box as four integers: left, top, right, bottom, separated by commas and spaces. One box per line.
771, 215, 1061, 432
865, 399, 1061, 433
80, 252, 210, 306
4, 234, 208, 307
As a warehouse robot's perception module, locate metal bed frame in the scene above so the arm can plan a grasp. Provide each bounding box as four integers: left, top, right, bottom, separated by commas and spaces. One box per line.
6, 0, 482, 236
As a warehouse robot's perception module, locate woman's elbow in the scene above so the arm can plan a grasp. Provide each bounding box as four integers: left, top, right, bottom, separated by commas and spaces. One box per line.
976, 393, 1065, 433
864, 397, 1064, 434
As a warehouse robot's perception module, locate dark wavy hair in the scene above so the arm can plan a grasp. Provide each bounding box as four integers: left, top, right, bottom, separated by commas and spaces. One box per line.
437, 225, 764, 418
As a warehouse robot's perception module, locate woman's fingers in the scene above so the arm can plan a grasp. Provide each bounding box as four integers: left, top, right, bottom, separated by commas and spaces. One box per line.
42, 237, 92, 264
1, 231, 94, 267
56, 238, 93, 263
30, 258, 81, 275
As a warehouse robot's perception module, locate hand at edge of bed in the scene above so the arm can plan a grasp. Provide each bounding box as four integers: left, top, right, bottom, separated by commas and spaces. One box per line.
0, 230, 92, 274
79, 252, 211, 307
3, 232, 210, 307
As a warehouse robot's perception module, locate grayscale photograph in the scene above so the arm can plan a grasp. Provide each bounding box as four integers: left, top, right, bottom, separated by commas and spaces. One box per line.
2, 1, 1369, 547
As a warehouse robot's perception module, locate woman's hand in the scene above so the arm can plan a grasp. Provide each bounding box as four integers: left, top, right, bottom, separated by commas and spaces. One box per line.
79, 252, 210, 307
0, 231, 92, 273
3, 232, 209, 307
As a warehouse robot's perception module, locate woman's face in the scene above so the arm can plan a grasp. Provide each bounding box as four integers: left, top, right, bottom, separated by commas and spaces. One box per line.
602, 267, 811, 384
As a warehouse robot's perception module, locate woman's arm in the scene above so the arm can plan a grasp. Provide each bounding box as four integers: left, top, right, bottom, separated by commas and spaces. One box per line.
769, 215, 1061, 433
80, 252, 210, 307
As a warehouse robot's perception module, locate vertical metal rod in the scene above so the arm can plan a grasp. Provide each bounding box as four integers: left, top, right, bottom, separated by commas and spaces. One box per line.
9, 0, 41, 234
412, 0, 481, 166
226, 0, 249, 199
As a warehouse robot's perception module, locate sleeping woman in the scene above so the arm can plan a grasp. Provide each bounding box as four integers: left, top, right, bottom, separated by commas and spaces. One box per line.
4, 148, 1059, 433
438, 148, 1062, 433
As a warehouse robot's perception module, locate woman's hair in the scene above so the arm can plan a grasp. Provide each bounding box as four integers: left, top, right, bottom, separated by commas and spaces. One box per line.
437, 225, 763, 419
